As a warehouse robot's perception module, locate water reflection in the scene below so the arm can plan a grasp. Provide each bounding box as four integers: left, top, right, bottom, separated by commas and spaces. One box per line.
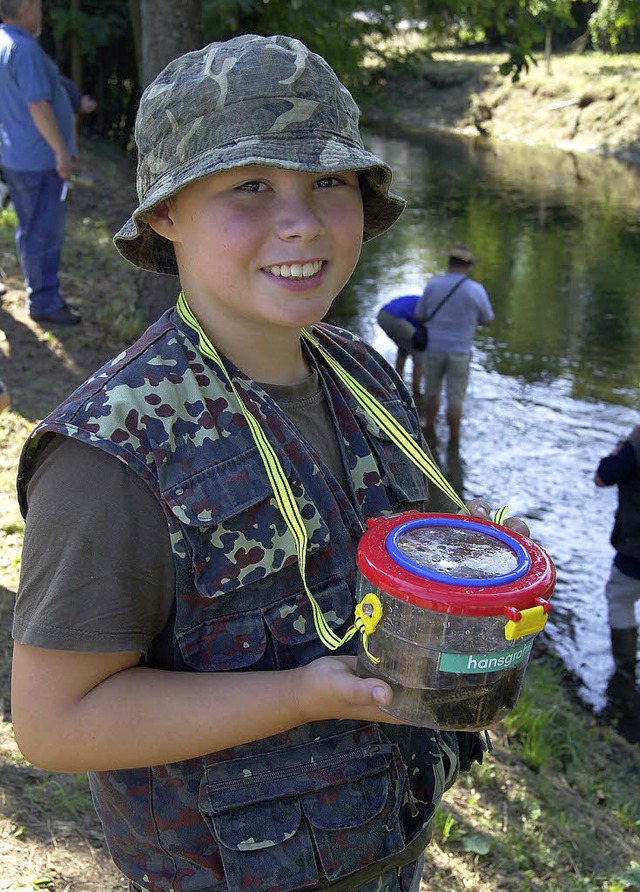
327, 128, 640, 719
331, 129, 640, 406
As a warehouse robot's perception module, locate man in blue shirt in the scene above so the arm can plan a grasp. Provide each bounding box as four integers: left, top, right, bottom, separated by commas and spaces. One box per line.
416, 245, 493, 445
0, 0, 80, 326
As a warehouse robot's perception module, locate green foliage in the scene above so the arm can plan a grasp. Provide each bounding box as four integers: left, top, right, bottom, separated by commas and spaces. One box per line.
589, 0, 640, 50
393, 1, 598, 79
502, 658, 581, 772
202, 0, 401, 88
24, 1, 640, 147
40, 0, 138, 145
0, 207, 17, 230
434, 807, 458, 841
25, 772, 94, 820
48, 1, 132, 63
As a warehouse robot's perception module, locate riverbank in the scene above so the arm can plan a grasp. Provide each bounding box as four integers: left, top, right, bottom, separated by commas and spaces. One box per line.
0, 114, 639, 888
361, 49, 640, 165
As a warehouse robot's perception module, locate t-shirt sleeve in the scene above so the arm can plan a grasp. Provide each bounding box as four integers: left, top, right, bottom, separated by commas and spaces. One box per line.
13, 436, 175, 653
476, 285, 494, 324
13, 42, 53, 105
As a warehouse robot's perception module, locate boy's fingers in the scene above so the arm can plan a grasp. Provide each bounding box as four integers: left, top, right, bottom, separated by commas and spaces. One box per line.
371, 683, 393, 706
465, 498, 490, 518
503, 516, 531, 538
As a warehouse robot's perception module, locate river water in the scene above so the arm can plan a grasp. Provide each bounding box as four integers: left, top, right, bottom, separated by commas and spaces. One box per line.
326, 128, 640, 714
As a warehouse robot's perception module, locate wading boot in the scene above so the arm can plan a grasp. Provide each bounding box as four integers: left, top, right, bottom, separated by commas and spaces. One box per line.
610, 627, 638, 682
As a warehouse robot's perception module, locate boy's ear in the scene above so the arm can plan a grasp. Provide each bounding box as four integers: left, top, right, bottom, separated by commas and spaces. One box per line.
147, 201, 176, 241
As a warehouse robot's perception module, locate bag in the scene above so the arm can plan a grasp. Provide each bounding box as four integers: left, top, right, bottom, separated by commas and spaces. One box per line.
411, 323, 428, 351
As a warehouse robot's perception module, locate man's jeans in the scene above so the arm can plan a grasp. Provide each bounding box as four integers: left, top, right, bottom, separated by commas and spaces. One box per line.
2, 167, 66, 316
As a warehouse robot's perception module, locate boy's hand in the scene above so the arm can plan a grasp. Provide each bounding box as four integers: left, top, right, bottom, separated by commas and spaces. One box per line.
465, 498, 530, 538
294, 655, 405, 725
295, 657, 500, 732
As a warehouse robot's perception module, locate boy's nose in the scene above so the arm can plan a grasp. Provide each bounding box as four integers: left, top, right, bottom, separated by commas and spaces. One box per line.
275, 195, 325, 240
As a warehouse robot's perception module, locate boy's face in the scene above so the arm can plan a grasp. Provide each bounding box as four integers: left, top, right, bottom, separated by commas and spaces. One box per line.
149, 166, 363, 337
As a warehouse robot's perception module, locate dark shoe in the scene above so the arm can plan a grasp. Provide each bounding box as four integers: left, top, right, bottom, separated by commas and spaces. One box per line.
611, 627, 638, 681
31, 305, 82, 327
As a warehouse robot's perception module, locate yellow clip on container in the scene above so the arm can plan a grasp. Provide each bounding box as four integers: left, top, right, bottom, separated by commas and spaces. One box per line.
355, 512, 556, 730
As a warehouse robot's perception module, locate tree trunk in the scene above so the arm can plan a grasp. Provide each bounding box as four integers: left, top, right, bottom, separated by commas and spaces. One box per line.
128, 0, 143, 89
544, 25, 553, 77
69, 0, 82, 88
138, 0, 203, 88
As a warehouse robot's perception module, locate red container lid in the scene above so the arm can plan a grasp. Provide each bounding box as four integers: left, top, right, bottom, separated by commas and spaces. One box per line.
356, 512, 555, 617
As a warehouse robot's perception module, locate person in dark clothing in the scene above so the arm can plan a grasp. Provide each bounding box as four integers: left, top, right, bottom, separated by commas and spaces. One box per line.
595, 424, 640, 681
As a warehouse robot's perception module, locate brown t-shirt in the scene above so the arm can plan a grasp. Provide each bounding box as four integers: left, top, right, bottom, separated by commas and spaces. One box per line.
14, 371, 449, 653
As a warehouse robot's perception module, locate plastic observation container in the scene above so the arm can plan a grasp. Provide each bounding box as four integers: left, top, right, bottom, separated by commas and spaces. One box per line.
355, 512, 556, 730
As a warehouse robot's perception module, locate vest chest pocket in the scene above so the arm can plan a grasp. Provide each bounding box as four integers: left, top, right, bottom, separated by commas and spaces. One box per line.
358, 404, 428, 506
198, 730, 408, 892
175, 576, 356, 672
163, 444, 331, 598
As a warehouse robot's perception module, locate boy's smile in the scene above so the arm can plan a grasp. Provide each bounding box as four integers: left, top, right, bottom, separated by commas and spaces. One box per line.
263, 260, 324, 280
149, 165, 364, 380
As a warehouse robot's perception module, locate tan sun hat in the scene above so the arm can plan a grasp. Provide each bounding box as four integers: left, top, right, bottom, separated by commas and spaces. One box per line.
448, 244, 476, 264
114, 34, 406, 276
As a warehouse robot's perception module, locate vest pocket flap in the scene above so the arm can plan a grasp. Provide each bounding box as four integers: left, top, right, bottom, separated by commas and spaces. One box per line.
177, 611, 267, 671
211, 797, 302, 851
263, 577, 353, 646
357, 401, 420, 443
163, 447, 275, 526
299, 767, 390, 830
163, 446, 331, 600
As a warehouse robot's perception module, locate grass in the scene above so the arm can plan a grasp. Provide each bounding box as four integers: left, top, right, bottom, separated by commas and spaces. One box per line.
361, 45, 640, 162
427, 651, 640, 892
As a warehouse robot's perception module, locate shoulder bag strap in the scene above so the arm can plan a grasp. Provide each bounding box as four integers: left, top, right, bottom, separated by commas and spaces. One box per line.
426, 276, 468, 322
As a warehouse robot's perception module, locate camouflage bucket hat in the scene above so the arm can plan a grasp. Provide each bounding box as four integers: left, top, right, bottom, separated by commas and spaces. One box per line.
114, 34, 406, 275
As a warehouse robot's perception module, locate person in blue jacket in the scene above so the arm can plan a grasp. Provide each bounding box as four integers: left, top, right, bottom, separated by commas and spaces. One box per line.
376, 294, 425, 399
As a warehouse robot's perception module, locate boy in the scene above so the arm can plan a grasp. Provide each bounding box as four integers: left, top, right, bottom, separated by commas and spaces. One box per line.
12, 36, 522, 892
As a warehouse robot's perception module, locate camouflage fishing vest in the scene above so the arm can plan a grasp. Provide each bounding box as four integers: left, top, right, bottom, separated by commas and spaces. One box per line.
611, 427, 640, 562
18, 308, 456, 892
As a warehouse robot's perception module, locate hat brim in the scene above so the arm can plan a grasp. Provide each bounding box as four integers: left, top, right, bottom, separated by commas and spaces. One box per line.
114, 134, 406, 275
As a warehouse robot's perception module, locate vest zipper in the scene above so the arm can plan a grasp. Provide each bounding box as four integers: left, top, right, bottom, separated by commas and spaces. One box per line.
207, 743, 397, 793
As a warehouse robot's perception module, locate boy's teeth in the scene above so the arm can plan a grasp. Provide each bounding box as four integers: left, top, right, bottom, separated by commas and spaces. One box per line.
267, 261, 322, 279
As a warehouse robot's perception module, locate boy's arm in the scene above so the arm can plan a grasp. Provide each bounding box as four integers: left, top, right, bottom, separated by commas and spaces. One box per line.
11, 645, 399, 773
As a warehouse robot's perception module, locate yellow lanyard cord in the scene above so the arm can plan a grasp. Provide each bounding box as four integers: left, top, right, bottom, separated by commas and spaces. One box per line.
176, 294, 492, 655
177, 293, 352, 651
300, 328, 469, 515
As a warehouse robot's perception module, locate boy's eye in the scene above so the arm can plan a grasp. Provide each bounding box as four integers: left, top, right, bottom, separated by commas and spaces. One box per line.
237, 181, 268, 192
315, 175, 343, 188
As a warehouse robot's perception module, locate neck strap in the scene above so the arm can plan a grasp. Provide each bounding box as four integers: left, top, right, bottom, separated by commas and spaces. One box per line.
176, 294, 507, 655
